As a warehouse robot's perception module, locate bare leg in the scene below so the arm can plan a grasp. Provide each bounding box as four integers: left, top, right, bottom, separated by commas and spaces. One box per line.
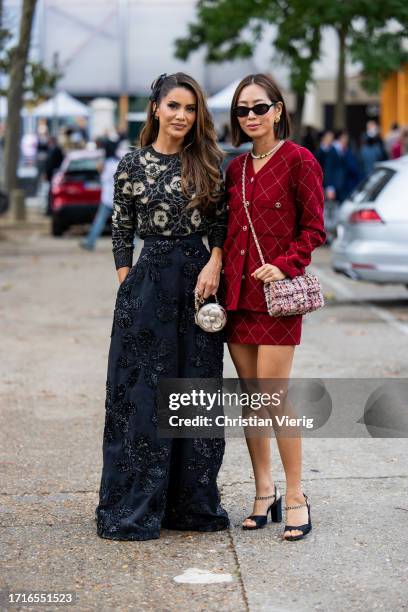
228, 342, 278, 528
258, 345, 308, 538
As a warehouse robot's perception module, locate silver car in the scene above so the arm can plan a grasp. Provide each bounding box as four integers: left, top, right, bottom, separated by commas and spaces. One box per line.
331, 155, 408, 286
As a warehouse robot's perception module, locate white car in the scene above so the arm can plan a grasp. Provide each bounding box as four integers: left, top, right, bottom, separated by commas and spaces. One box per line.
331, 155, 408, 286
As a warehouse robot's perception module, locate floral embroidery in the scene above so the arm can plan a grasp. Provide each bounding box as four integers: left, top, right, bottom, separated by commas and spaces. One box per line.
145, 162, 166, 180
189, 331, 224, 377
191, 208, 201, 227
183, 261, 201, 279
122, 328, 173, 389
122, 181, 132, 195
110, 145, 228, 270
96, 236, 229, 540
170, 175, 182, 191
122, 328, 155, 354
156, 290, 178, 323
131, 242, 175, 283
103, 380, 138, 442
133, 182, 145, 195
114, 309, 133, 329
145, 150, 160, 163
153, 210, 169, 228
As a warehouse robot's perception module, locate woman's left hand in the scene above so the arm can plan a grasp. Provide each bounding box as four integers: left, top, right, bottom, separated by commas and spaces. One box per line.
252, 263, 286, 282
195, 257, 222, 299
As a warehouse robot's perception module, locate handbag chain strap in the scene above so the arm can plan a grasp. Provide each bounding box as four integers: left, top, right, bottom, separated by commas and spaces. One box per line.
241, 153, 266, 266
194, 289, 219, 313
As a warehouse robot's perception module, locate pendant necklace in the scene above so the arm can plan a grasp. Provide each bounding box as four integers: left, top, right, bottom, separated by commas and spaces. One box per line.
251, 139, 285, 159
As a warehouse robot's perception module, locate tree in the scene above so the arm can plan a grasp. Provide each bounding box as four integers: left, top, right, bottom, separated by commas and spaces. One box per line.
175, 0, 408, 137
2, 0, 60, 195
175, 0, 321, 141
313, 0, 408, 129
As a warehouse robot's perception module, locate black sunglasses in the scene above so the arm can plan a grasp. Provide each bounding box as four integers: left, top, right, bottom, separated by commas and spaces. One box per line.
233, 102, 278, 118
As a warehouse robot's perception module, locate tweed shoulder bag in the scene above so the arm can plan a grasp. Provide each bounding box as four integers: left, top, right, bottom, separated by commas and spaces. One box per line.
241, 153, 324, 317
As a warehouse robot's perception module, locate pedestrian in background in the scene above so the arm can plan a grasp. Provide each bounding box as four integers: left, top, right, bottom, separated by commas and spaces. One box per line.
222, 73, 326, 541
44, 136, 64, 216
384, 122, 400, 157
359, 120, 387, 178
391, 126, 408, 159
332, 130, 360, 202
315, 130, 339, 241
301, 125, 318, 155
79, 140, 125, 251
36, 121, 50, 178
316, 130, 338, 200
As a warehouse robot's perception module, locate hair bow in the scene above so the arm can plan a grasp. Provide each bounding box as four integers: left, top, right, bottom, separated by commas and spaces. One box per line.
149, 73, 168, 102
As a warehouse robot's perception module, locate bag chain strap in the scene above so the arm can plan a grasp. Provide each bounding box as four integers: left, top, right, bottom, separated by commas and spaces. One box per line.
194, 289, 219, 315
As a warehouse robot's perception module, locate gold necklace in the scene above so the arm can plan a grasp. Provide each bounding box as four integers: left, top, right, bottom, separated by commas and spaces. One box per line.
251, 140, 284, 159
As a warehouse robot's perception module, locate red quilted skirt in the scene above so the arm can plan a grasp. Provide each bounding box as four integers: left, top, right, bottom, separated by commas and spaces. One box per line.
225, 309, 302, 346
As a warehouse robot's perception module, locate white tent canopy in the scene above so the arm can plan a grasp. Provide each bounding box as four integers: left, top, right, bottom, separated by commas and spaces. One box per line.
31, 91, 90, 118
207, 79, 241, 111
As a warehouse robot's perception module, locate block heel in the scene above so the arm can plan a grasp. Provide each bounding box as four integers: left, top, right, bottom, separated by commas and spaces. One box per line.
242, 484, 282, 530
270, 495, 282, 522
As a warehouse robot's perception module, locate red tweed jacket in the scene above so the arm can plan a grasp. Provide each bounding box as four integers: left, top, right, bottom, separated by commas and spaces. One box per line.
221, 140, 326, 312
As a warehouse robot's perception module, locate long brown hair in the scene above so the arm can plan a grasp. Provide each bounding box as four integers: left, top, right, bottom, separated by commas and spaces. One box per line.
140, 72, 224, 211
230, 73, 291, 147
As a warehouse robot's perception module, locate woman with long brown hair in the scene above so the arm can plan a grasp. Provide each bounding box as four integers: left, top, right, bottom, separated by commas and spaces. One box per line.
95, 72, 230, 541
222, 74, 326, 540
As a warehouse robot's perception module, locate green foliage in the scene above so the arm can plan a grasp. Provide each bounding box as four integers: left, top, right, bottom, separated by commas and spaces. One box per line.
175, 0, 270, 62
0, 33, 62, 100
175, 0, 320, 95
0, 25, 12, 51
24, 60, 61, 99
351, 31, 408, 93
175, 0, 408, 97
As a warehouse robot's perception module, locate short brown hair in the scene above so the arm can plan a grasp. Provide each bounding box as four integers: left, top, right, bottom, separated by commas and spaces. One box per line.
230, 73, 291, 147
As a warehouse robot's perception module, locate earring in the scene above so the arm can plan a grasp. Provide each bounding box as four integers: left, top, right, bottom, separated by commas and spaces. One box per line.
275, 116, 281, 123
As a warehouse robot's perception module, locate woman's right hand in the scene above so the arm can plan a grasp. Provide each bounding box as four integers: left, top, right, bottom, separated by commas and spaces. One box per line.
252, 263, 286, 282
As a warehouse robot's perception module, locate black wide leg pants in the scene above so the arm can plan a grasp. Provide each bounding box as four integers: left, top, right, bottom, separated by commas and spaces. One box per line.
95, 234, 229, 540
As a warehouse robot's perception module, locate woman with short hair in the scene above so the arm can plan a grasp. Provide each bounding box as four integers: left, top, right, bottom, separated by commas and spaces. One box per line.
222, 73, 326, 540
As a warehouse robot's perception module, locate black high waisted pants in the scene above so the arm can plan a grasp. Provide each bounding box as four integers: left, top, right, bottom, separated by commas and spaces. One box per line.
95, 234, 229, 540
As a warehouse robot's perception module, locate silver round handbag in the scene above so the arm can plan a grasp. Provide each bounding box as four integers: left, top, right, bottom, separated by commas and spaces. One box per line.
194, 290, 227, 333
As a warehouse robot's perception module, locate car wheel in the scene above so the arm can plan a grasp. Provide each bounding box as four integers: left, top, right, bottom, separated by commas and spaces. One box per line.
52, 215, 66, 236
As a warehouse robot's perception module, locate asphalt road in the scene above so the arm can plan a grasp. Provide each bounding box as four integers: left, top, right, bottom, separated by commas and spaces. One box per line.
0, 216, 407, 611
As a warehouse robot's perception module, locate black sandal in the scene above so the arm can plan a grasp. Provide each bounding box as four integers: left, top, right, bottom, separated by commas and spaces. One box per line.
283, 493, 312, 541
242, 484, 282, 530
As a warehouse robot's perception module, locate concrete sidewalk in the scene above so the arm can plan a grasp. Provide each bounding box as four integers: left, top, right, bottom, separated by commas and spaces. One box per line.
0, 219, 407, 611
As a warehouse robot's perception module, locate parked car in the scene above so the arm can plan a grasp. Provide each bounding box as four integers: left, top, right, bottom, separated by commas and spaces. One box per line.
50, 149, 105, 236
331, 155, 408, 286
220, 142, 251, 172
48, 143, 246, 236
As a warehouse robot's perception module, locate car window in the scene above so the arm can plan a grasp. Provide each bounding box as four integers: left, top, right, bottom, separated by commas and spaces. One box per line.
220, 144, 251, 173
66, 158, 102, 172
221, 152, 239, 172
350, 167, 396, 204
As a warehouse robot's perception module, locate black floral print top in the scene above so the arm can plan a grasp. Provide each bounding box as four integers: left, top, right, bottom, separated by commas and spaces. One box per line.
111, 144, 228, 269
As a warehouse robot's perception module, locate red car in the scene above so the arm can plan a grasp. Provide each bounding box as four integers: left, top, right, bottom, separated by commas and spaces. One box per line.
50, 149, 106, 236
